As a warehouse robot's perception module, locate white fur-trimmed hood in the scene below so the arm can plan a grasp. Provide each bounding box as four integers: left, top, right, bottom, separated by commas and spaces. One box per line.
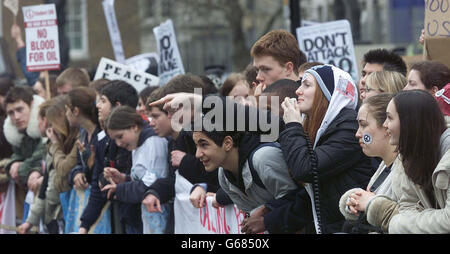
3, 95, 45, 147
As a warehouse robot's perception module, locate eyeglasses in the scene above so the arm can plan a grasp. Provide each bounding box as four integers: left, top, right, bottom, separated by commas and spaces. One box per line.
366, 87, 383, 93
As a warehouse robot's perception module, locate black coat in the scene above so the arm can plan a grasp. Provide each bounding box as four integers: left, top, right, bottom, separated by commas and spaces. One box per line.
264, 108, 374, 234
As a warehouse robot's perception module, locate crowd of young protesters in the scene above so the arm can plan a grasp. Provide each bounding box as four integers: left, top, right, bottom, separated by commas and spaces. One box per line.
0, 24, 449, 234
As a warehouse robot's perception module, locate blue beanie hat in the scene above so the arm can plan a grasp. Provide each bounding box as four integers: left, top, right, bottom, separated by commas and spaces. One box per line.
305, 65, 335, 101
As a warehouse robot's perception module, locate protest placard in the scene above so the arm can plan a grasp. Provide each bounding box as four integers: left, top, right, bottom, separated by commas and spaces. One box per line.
125, 53, 159, 74
296, 20, 359, 82
94, 57, 160, 92
424, 0, 450, 38
102, 0, 126, 63
4, 0, 19, 17
424, 0, 450, 68
174, 171, 244, 234
23, 4, 60, 72
153, 19, 185, 85
23, 3, 60, 99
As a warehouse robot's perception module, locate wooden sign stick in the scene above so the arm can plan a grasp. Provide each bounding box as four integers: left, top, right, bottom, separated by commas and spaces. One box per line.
44, 70, 51, 100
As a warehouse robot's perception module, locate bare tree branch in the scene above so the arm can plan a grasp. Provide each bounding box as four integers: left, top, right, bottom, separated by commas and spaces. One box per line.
183, 0, 224, 12
261, 4, 284, 36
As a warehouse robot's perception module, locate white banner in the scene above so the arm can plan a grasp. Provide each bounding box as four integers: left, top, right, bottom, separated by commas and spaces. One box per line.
23, 4, 61, 72
153, 19, 185, 85
296, 20, 358, 82
94, 57, 160, 92
174, 171, 245, 234
0, 181, 17, 234
102, 0, 126, 63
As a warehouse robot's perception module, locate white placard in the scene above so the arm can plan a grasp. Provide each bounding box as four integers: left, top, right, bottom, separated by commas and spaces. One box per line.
94, 57, 160, 92
125, 53, 159, 73
4, 0, 19, 16
296, 20, 358, 82
23, 4, 61, 72
102, 0, 126, 63
153, 19, 185, 85
301, 20, 320, 27
174, 171, 244, 234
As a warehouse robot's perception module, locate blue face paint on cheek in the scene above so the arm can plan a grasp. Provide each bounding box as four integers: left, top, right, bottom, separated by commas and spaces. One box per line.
363, 133, 372, 145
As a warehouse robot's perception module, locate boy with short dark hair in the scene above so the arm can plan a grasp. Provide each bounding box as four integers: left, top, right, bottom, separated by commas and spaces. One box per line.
78, 80, 141, 234
260, 79, 300, 117
142, 75, 219, 233
358, 49, 407, 100
3, 86, 46, 188
243, 64, 258, 96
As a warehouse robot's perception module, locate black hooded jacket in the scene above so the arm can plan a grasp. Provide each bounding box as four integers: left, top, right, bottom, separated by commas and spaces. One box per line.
264, 108, 374, 233
79, 128, 140, 232
199, 95, 373, 234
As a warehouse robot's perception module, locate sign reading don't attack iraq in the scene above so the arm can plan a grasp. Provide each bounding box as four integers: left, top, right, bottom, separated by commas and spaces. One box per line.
94, 57, 160, 93
153, 19, 185, 85
296, 20, 358, 82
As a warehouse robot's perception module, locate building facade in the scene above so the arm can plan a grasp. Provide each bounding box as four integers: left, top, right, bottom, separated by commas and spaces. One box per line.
1, 0, 425, 82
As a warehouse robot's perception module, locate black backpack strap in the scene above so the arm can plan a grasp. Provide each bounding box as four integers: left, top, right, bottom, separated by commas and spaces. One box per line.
247, 142, 281, 190
369, 164, 392, 192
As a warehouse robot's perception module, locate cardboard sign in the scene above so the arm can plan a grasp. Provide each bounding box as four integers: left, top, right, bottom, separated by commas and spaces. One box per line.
296, 20, 358, 82
94, 57, 160, 92
174, 171, 244, 234
424, 37, 450, 68
4, 0, 19, 16
153, 19, 185, 85
102, 0, 126, 63
402, 55, 425, 71
424, 0, 450, 38
22, 4, 60, 72
424, 0, 450, 68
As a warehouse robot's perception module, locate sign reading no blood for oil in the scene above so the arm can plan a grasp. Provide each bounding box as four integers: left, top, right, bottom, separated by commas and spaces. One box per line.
296, 20, 358, 82
23, 4, 60, 72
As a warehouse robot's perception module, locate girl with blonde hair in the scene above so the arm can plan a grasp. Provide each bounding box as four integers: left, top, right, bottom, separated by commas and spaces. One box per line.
362, 71, 406, 100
